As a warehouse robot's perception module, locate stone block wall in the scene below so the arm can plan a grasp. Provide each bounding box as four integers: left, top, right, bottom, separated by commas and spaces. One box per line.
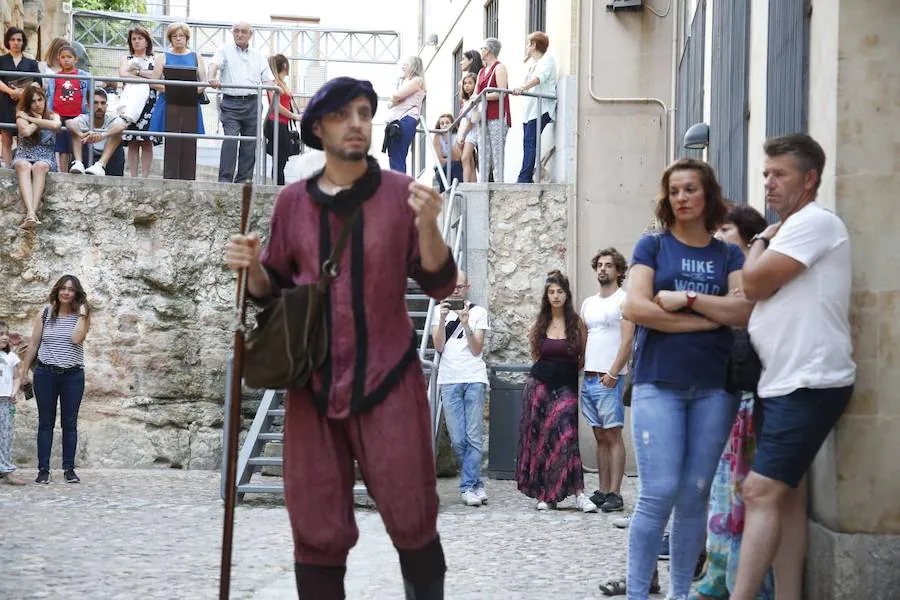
485, 184, 570, 366
0, 172, 279, 469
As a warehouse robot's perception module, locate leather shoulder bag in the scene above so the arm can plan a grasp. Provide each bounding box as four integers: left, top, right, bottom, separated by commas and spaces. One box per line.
243, 204, 362, 390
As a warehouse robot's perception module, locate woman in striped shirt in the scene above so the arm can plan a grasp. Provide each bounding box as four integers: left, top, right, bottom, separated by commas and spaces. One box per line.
21, 275, 91, 484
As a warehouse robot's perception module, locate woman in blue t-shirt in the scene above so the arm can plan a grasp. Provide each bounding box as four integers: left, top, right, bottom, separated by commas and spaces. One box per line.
621, 158, 752, 599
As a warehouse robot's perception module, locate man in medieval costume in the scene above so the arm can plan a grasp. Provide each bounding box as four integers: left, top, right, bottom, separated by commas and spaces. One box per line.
224, 77, 456, 600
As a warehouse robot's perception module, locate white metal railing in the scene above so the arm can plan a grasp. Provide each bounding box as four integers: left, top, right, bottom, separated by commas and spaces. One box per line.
417, 178, 466, 450
0, 69, 282, 183
412, 85, 557, 183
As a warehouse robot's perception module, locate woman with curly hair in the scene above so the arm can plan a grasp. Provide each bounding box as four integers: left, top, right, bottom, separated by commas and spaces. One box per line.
515, 270, 598, 513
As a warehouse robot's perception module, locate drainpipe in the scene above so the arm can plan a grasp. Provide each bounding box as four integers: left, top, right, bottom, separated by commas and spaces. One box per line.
587, 0, 676, 163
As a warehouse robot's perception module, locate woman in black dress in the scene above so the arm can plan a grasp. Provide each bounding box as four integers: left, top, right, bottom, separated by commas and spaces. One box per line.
0, 27, 41, 168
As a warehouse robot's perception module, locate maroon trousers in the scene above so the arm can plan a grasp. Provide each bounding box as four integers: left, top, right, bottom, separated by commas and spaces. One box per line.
283, 361, 441, 567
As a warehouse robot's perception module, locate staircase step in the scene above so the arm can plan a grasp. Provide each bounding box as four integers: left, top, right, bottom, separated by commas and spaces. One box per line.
238, 482, 283, 494
258, 432, 283, 441
248, 456, 283, 466
267, 409, 285, 417
237, 482, 371, 497
405, 294, 432, 302
409, 311, 430, 318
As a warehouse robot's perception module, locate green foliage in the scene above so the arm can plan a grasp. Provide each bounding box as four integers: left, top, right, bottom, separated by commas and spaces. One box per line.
73, 0, 147, 13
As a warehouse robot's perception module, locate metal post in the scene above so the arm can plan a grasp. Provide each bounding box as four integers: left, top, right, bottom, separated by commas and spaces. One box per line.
498, 89, 505, 183
534, 96, 541, 183
255, 83, 264, 184
272, 89, 280, 185
410, 129, 416, 178
86, 76, 95, 167
479, 94, 488, 181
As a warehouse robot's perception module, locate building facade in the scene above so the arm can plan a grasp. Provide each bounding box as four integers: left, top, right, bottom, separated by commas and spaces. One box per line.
422, 1, 900, 597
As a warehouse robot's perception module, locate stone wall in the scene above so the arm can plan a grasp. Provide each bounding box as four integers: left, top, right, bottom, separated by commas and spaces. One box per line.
0, 172, 279, 469
485, 184, 569, 366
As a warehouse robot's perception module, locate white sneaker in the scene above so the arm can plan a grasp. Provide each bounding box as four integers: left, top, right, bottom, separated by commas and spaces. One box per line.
461, 490, 482, 507
575, 493, 599, 513
611, 514, 632, 529
473, 487, 488, 504
69, 160, 85, 174
536, 501, 550, 511
85, 163, 106, 176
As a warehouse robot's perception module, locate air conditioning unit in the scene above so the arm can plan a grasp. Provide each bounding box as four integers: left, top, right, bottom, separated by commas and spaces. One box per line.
607, 0, 643, 11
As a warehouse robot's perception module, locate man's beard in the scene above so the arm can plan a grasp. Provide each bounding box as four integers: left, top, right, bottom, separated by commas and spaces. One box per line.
597, 274, 611, 285
326, 139, 370, 162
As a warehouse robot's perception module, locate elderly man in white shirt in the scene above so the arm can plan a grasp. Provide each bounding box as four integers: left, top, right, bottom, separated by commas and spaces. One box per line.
512, 31, 557, 183
207, 21, 274, 184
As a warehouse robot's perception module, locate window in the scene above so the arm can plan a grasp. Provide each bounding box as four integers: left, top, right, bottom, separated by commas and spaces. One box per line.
452, 42, 463, 114
528, 0, 546, 33
484, 0, 499, 39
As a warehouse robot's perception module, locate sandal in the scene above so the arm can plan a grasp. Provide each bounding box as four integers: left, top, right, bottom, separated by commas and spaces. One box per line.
598, 569, 659, 596
20, 216, 39, 230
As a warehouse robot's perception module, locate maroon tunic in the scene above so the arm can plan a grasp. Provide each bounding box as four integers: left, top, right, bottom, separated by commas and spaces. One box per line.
258, 160, 457, 566
260, 162, 457, 419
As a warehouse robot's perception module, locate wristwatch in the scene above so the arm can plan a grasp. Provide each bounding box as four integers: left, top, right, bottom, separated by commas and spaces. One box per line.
750, 233, 771, 248
685, 290, 698, 309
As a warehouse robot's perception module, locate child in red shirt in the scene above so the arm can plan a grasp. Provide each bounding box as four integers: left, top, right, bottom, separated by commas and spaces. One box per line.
47, 45, 89, 173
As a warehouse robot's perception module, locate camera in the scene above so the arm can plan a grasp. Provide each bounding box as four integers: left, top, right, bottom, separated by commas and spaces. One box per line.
445, 298, 467, 312
22, 383, 34, 400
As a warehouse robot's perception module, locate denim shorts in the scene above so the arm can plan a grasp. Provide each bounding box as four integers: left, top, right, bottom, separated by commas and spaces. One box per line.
753, 385, 853, 488
580, 373, 625, 429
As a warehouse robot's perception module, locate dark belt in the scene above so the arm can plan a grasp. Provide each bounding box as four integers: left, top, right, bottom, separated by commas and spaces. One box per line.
223, 94, 258, 100
584, 371, 607, 377
36, 361, 83, 374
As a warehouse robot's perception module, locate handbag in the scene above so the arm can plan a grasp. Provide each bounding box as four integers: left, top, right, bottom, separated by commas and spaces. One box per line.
726, 329, 762, 393
242, 204, 362, 390
197, 91, 211, 105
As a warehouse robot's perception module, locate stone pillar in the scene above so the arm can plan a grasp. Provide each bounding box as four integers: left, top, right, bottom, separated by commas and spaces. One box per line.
804, 1, 900, 598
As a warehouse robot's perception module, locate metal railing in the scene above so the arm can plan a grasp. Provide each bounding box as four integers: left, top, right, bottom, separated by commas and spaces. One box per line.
418, 178, 466, 451
0, 69, 285, 183
413, 86, 557, 184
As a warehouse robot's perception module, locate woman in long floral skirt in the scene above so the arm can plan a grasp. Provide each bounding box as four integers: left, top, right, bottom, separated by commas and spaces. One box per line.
516, 270, 598, 513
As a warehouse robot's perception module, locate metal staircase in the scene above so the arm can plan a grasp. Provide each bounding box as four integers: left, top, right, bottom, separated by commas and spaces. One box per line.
221, 181, 466, 503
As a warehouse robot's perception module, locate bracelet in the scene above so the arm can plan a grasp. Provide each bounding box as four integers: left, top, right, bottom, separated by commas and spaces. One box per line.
607, 374, 618, 380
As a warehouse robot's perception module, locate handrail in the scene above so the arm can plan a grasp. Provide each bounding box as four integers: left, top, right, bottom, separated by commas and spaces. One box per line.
418, 114, 452, 192
0, 69, 282, 183
419, 86, 557, 183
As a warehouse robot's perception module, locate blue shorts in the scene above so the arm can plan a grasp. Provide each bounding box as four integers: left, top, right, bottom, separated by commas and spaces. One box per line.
753, 385, 853, 488
580, 373, 625, 429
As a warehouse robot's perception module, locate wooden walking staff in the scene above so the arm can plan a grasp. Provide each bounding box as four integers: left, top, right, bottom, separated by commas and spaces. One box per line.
220, 183, 253, 599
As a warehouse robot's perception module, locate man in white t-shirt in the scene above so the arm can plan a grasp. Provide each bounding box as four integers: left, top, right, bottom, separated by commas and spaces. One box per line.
431, 270, 490, 507
66, 89, 125, 176
581, 247, 634, 513
732, 134, 856, 600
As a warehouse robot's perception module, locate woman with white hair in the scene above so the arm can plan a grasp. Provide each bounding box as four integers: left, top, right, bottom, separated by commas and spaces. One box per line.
384, 55, 426, 173
475, 37, 510, 182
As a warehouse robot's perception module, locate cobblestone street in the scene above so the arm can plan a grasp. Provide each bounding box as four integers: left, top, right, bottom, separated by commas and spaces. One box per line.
0, 469, 670, 599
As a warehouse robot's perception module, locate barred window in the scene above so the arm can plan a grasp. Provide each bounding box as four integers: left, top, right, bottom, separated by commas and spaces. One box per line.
528, 0, 546, 33
484, 0, 499, 39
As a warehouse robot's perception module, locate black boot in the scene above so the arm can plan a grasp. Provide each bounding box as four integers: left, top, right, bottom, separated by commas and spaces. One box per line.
403, 578, 444, 600
295, 563, 347, 600
397, 536, 447, 600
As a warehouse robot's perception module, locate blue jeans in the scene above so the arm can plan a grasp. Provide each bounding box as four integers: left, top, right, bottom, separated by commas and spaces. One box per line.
33, 366, 85, 471
627, 383, 738, 600
441, 383, 486, 492
516, 112, 552, 183
388, 115, 418, 174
